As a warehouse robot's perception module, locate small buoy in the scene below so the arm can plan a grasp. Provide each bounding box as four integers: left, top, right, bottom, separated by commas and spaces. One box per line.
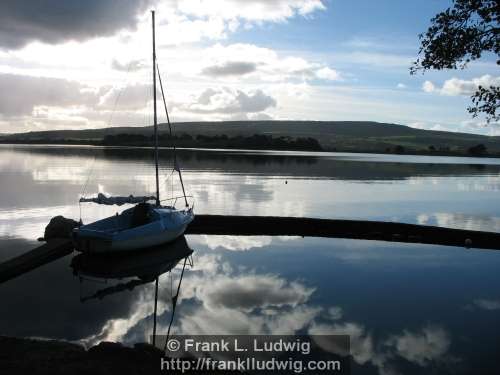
465, 238, 472, 248
285, 180, 288, 184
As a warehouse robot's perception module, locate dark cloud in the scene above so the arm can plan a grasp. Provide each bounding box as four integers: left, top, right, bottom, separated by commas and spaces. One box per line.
205, 276, 312, 312
187, 87, 276, 115
202, 61, 258, 77
0, 73, 98, 116
197, 88, 218, 105
0, 0, 155, 49
234, 89, 276, 112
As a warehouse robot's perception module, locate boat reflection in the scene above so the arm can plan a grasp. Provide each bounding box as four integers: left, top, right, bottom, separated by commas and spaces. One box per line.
71, 235, 193, 284
71, 235, 194, 346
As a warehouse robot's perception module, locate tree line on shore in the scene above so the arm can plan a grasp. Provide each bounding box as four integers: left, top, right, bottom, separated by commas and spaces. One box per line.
102, 133, 324, 151
386, 143, 490, 156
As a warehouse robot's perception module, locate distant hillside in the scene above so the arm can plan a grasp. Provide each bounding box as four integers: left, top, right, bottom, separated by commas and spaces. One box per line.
1, 121, 499, 155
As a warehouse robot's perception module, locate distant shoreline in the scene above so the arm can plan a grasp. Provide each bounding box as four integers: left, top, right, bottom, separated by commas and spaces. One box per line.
0, 135, 324, 152
2, 139, 500, 159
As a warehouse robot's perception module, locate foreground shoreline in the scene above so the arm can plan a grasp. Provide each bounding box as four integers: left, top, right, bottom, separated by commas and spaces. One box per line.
0, 335, 163, 374
0, 335, 242, 374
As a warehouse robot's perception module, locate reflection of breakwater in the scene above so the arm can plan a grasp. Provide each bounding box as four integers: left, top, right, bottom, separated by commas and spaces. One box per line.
4, 145, 500, 180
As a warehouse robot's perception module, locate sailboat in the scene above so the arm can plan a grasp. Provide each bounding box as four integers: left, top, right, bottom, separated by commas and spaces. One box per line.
72, 11, 194, 254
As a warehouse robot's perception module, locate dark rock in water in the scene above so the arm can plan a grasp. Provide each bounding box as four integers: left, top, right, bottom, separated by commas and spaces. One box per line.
44, 216, 79, 240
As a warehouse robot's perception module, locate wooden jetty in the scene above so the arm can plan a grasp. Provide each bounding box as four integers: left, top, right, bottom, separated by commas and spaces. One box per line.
1, 215, 500, 284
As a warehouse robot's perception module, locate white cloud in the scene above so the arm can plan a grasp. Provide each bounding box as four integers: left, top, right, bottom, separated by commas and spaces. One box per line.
183, 87, 277, 115
441, 78, 477, 96
408, 119, 500, 136
98, 84, 151, 110
408, 121, 426, 129
459, 119, 500, 135
174, 0, 326, 23
385, 326, 450, 367
309, 321, 374, 365
199, 43, 340, 82
311, 322, 455, 375
441, 75, 500, 96
0, 73, 98, 117
202, 235, 272, 251
430, 124, 445, 131
165, 255, 322, 336
316, 67, 340, 80
417, 212, 500, 232
473, 299, 500, 310
328, 306, 343, 320
408, 122, 452, 132
201, 274, 315, 312
111, 58, 144, 72
153, 1, 326, 46
0, 1, 326, 51
422, 80, 436, 93
157, 13, 228, 45
422, 75, 500, 96
0, 39, 345, 131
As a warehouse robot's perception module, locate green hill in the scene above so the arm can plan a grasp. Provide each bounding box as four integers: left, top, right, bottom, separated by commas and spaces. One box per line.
1, 121, 499, 155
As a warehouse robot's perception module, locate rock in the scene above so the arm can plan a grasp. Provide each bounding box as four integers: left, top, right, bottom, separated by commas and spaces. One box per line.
44, 216, 79, 240
0, 336, 242, 374
134, 342, 164, 358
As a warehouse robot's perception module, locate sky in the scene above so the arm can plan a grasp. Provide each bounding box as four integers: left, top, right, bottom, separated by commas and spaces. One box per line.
0, 0, 498, 135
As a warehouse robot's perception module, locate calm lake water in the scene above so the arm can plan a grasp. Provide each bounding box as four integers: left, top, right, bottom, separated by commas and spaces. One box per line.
1, 144, 500, 374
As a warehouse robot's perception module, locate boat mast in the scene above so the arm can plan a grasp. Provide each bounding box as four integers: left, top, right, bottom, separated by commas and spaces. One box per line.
152, 10, 160, 206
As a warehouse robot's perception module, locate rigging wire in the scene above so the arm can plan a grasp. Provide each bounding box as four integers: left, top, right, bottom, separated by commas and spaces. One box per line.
131, 80, 153, 199
78, 61, 137, 221
163, 256, 189, 350
157, 63, 189, 207
152, 277, 159, 347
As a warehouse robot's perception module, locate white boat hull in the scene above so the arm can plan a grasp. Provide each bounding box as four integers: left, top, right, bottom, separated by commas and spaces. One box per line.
73, 205, 194, 254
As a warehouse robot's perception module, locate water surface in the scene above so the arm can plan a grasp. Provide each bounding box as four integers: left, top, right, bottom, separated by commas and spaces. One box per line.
1, 145, 500, 374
